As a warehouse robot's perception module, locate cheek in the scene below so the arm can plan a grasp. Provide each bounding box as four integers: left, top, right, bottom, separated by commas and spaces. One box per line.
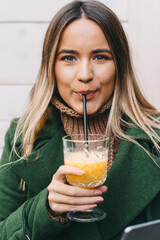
97, 63, 116, 86
55, 65, 74, 103
55, 64, 75, 88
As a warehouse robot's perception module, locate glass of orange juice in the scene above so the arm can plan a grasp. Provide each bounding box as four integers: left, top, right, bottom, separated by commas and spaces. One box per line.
62, 134, 109, 222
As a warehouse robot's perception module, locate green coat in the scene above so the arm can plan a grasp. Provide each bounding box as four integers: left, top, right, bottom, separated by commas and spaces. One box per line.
0, 110, 160, 240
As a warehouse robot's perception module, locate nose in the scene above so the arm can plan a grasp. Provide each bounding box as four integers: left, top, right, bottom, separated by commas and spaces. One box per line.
77, 59, 93, 82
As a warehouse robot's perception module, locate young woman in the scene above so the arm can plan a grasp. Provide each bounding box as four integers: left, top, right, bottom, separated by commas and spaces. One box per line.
0, 1, 160, 239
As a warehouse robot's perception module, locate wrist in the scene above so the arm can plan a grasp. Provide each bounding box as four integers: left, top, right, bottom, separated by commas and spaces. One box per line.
46, 201, 69, 224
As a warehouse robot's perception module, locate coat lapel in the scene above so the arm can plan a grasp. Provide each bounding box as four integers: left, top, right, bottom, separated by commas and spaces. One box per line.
98, 126, 160, 239
11, 111, 66, 195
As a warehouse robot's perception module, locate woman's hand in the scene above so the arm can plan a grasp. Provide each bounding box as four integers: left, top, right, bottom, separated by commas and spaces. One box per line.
47, 165, 107, 215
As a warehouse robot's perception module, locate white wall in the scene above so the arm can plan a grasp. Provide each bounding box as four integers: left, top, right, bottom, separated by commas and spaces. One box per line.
128, 0, 160, 110
0, 0, 160, 157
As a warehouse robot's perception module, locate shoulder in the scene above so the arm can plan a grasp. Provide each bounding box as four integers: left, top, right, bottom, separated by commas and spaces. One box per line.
124, 115, 160, 158
125, 114, 160, 140
0, 107, 63, 165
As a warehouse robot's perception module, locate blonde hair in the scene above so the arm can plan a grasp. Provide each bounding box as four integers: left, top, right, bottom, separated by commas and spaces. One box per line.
13, 1, 160, 162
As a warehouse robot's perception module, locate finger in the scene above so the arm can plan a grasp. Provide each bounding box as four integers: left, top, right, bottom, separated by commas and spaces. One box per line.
49, 202, 97, 214
53, 165, 84, 182
49, 191, 104, 206
95, 185, 108, 193
48, 180, 103, 197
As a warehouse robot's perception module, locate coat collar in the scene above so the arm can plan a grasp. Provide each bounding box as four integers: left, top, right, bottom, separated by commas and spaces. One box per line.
11, 108, 66, 194
11, 111, 160, 239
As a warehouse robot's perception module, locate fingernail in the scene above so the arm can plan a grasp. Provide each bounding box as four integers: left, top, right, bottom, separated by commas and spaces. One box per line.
101, 186, 108, 193
96, 197, 104, 203
95, 190, 102, 196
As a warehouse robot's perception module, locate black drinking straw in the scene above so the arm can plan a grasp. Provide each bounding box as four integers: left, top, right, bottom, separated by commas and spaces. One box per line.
82, 94, 88, 148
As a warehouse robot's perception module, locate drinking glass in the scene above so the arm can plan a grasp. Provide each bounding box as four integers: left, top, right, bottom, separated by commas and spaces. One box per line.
62, 134, 109, 222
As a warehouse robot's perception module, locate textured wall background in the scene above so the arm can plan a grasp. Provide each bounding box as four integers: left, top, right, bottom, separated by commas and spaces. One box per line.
0, 0, 160, 157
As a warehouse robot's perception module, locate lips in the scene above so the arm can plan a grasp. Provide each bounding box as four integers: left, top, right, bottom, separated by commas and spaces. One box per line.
74, 90, 98, 100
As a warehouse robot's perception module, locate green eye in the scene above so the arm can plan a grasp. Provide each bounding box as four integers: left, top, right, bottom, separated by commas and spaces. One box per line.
94, 55, 109, 61
61, 56, 75, 62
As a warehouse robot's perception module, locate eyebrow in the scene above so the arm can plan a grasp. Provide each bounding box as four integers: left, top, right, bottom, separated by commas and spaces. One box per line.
57, 49, 79, 55
92, 48, 112, 55
57, 48, 112, 56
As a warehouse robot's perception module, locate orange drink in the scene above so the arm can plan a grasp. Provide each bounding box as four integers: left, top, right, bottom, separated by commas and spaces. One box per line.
64, 150, 108, 188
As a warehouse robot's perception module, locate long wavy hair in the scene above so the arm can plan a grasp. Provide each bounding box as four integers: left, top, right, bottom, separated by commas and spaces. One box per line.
13, 0, 160, 162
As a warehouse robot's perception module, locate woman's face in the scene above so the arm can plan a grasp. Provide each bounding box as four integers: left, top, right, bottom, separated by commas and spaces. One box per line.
55, 18, 115, 115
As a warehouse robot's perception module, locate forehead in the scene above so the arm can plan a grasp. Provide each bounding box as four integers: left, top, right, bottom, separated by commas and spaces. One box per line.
58, 18, 110, 50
